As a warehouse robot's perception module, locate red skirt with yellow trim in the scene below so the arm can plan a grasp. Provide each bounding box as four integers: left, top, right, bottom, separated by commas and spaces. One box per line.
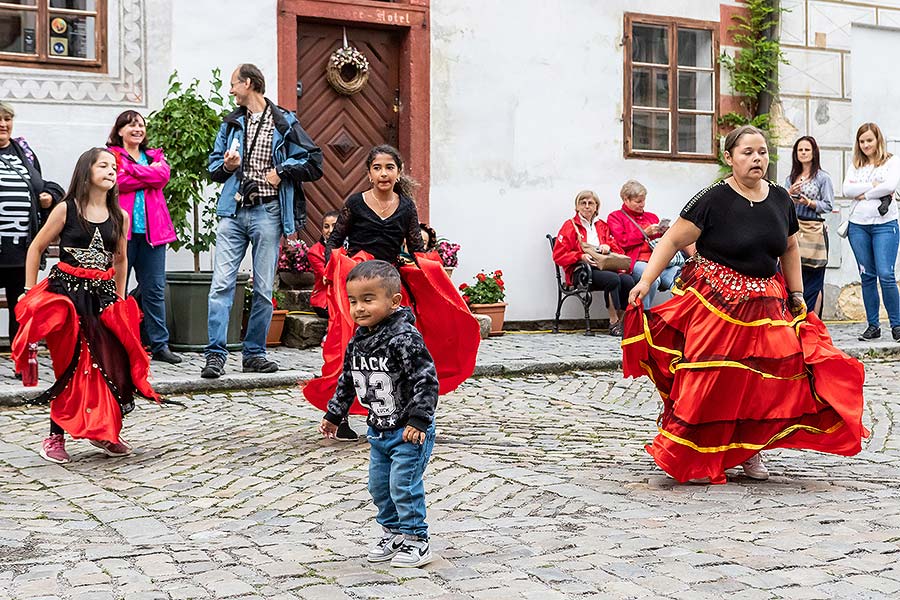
622, 255, 868, 484
302, 249, 480, 413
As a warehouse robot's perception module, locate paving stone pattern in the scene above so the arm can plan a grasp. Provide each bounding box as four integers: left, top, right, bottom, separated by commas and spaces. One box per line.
1, 355, 900, 599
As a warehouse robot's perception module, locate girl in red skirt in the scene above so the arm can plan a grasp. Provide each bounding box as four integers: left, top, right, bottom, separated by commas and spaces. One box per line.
623, 125, 867, 484
302, 145, 479, 434
14, 147, 159, 464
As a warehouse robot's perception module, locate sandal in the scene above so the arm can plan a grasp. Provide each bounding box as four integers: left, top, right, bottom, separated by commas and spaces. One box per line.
608, 321, 624, 337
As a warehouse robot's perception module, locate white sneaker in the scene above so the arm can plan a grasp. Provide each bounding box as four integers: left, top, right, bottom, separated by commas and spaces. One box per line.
741, 453, 769, 480
367, 529, 404, 563
390, 536, 433, 568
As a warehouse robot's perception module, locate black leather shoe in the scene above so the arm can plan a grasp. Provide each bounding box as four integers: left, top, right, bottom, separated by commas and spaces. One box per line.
858, 325, 881, 341
201, 353, 226, 378
152, 348, 183, 364
892, 326, 900, 342
242, 356, 278, 373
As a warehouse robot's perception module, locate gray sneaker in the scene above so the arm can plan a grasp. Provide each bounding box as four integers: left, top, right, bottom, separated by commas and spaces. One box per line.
201, 353, 226, 379
390, 536, 433, 568
242, 356, 278, 373
367, 529, 404, 563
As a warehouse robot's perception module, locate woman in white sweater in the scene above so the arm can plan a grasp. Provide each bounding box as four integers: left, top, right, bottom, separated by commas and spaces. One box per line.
843, 122, 900, 342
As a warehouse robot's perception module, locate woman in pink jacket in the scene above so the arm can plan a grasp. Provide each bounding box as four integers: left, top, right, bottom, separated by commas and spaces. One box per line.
107, 110, 180, 364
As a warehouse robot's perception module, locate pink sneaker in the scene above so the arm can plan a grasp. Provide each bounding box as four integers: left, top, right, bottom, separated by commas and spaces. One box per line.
89, 438, 133, 457
40, 434, 70, 464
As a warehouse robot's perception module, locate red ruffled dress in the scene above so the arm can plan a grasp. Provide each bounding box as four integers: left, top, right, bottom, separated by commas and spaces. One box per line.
12, 200, 159, 444
622, 183, 868, 483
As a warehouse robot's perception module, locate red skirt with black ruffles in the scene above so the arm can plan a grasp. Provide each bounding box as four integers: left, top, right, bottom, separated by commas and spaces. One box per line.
12, 263, 159, 444
622, 255, 868, 484
302, 249, 481, 413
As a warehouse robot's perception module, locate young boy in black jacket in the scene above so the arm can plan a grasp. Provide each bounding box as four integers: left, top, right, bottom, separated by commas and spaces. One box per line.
319, 260, 438, 568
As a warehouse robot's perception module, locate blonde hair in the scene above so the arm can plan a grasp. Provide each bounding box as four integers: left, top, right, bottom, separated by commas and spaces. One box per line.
574, 190, 600, 219
853, 122, 892, 168
0, 101, 14, 118
619, 179, 647, 200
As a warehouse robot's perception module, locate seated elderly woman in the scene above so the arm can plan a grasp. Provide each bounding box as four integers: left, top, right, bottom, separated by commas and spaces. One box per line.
607, 179, 681, 308
553, 190, 635, 336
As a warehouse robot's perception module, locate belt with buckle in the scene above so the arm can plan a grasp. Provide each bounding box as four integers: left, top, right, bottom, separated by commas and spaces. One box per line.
239, 195, 278, 208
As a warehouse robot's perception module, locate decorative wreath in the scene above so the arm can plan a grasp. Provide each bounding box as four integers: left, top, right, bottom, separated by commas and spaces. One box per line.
326, 45, 370, 96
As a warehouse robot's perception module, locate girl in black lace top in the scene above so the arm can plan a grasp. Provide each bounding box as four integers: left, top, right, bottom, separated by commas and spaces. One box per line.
303, 145, 480, 428
324, 147, 425, 264
14, 148, 160, 465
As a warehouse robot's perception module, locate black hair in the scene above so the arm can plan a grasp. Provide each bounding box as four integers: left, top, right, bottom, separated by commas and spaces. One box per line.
63, 147, 125, 242
366, 144, 418, 199
789, 135, 821, 184
107, 110, 147, 150
346, 260, 401, 296
323, 210, 339, 222
237, 63, 266, 94
419, 222, 437, 252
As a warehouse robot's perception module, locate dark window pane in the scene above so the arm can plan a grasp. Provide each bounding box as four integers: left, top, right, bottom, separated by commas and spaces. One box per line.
677, 28, 712, 68
678, 114, 714, 154
50, 1, 96, 10
632, 24, 668, 65
633, 67, 669, 108
678, 70, 713, 111
633, 111, 670, 152
0, 9, 37, 55
0, 1, 38, 6
48, 13, 95, 59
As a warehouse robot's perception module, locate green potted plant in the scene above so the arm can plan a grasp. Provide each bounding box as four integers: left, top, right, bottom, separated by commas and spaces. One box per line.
459, 269, 506, 336
147, 69, 248, 351
436, 238, 460, 279
277, 238, 315, 289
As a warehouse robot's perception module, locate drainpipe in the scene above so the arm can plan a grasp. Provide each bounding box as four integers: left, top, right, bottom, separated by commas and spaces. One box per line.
759, 0, 780, 180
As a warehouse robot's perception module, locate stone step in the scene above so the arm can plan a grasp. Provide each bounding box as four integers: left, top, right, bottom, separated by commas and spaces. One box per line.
282, 313, 327, 349
277, 289, 313, 312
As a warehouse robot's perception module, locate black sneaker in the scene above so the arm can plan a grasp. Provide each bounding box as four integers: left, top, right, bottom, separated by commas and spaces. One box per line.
336, 419, 358, 442
201, 353, 226, 378
858, 325, 881, 341
893, 326, 900, 342
152, 347, 183, 364
242, 356, 278, 373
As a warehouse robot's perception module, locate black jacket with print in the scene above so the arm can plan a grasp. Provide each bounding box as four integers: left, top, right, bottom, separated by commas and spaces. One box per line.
324, 307, 438, 432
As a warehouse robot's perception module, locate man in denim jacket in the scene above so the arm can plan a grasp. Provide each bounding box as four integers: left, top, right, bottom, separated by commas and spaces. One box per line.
202, 64, 323, 378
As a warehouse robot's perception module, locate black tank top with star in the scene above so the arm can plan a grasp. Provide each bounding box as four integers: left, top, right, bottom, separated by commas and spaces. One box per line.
58, 199, 117, 270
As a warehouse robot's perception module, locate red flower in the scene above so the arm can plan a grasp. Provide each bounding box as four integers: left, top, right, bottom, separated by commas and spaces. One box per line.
477, 273, 487, 282
462, 294, 471, 304
272, 296, 278, 310
459, 283, 469, 290
494, 270, 503, 277
496, 278, 504, 287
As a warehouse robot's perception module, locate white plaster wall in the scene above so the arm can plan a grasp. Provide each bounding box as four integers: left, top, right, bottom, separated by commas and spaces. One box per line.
430, 1, 724, 321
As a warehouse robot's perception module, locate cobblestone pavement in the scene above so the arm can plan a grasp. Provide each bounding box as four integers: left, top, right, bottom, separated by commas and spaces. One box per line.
1, 356, 899, 599
1, 321, 897, 405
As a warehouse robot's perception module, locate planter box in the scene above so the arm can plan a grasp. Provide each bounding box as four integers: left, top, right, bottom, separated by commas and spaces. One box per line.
165, 271, 249, 352
469, 302, 507, 337
267, 309, 289, 347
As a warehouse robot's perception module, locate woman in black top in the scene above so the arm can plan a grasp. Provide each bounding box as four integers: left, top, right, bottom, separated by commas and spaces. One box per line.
303, 145, 480, 431
621, 125, 867, 485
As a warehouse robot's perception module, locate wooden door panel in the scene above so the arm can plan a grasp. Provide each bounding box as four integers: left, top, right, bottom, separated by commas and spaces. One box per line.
296, 22, 401, 244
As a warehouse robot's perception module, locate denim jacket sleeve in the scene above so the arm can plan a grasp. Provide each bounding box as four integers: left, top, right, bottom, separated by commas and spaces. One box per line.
208, 122, 237, 184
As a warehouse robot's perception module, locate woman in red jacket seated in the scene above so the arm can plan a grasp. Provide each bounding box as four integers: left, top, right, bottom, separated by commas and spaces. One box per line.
553, 190, 635, 336
106, 110, 180, 364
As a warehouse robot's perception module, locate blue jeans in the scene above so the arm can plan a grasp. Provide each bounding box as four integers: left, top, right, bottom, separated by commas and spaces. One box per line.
368, 422, 436, 540
847, 221, 900, 328
127, 235, 169, 353
206, 202, 282, 358
632, 261, 680, 308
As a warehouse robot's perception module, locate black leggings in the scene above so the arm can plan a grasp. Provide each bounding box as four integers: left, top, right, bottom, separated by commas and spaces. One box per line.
0, 266, 26, 343
575, 266, 635, 311
50, 419, 64, 435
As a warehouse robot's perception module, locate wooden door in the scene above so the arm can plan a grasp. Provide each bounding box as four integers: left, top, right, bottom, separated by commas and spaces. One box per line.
296, 22, 401, 244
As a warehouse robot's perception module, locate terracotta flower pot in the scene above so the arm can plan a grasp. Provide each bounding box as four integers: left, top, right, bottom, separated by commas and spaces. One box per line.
469, 302, 507, 336
279, 271, 315, 289
267, 309, 289, 346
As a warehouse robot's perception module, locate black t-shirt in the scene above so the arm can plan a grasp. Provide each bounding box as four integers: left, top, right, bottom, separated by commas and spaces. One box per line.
325, 192, 425, 263
0, 144, 43, 267
680, 180, 799, 278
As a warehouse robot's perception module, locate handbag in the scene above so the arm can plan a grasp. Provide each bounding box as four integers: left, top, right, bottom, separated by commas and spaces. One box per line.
594, 251, 631, 272
620, 211, 685, 269
797, 219, 828, 268
837, 201, 858, 238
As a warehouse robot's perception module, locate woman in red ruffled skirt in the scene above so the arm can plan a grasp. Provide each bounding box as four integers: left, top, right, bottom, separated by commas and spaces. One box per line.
13, 148, 159, 464
623, 126, 868, 484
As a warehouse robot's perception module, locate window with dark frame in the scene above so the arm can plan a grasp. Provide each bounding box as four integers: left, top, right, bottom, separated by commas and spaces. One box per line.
625, 13, 718, 161
0, 0, 105, 70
